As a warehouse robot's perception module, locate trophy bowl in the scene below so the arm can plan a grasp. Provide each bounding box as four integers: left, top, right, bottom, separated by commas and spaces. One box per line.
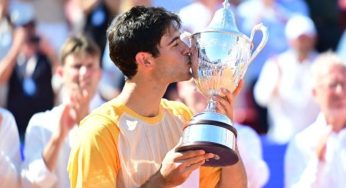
176, 1, 268, 167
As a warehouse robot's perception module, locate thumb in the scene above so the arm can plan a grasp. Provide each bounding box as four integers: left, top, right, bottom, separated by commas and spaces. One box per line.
233, 79, 244, 96
173, 137, 184, 151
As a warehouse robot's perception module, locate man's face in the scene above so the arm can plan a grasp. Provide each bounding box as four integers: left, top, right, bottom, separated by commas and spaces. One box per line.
152, 24, 192, 83
60, 53, 101, 100
290, 34, 315, 54
314, 65, 346, 117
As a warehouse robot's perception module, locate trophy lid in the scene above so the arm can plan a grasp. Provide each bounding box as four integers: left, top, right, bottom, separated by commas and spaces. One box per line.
206, 0, 239, 34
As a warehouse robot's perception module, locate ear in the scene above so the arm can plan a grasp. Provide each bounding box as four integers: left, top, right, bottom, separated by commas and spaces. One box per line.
56, 65, 64, 78
135, 52, 154, 68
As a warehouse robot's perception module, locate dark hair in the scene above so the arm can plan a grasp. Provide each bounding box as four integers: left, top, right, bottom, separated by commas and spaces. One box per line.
60, 34, 101, 65
107, 6, 181, 79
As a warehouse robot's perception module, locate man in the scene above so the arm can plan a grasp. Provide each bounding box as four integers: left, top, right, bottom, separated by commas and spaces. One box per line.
284, 52, 346, 188
177, 80, 270, 188
21, 34, 102, 188
0, 108, 21, 188
254, 15, 320, 143
68, 6, 247, 188
0, 5, 56, 142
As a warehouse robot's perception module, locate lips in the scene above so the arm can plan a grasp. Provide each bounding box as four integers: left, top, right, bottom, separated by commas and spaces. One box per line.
78, 80, 91, 88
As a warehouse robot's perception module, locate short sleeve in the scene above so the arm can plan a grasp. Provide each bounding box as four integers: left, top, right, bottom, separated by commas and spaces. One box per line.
68, 114, 121, 188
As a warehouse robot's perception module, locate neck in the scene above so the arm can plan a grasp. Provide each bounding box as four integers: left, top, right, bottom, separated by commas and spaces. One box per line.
325, 114, 346, 133
117, 80, 168, 117
294, 50, 309, 63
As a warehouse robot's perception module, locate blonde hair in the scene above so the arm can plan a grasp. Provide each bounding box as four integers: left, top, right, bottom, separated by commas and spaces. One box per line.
310, 51, 346, 87
59, 34, 100, 65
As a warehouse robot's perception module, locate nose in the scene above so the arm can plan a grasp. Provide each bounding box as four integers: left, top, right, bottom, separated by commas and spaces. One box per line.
79, 65, 89, 77
183, 46, 191, 56
181, 41, 191, 56
335, 83, 345, 94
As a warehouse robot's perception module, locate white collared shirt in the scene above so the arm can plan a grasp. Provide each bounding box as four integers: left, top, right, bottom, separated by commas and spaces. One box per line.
0, 108, 21, 188
21, 105, 79, 188
254, 50, 320, 143
285, 113, 346, 188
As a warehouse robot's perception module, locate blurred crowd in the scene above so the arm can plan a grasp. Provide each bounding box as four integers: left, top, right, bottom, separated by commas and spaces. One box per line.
0, 0, 346, 187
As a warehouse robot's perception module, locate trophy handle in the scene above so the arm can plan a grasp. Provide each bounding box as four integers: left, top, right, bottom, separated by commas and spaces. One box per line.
248, 23, 269, 64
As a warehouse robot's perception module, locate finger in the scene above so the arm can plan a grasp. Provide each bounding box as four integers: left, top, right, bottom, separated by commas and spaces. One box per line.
184, 160, 205, 172
174, 150, 206, 161
233, 79, 244, 96
69, 94, 80, 111
215, 103, 226, 115
62, 104, 77, 120
214, 91, 232, 116
179, 154, 208, 168
182, 153, 215, 171
216, 94, 232, 113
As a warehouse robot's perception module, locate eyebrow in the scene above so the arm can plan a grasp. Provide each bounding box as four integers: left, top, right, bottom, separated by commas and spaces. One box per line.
168, 36, 180, 46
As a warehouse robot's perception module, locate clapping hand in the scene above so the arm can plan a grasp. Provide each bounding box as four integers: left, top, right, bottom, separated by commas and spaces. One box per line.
56, 84, 90, 140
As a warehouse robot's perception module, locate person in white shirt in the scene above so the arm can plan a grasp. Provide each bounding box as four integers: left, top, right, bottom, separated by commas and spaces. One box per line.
21, 34, 102, 188
284, 52, 346, 188
254, 15, 320, 144
177, 79, 270, 188
0, 108, 21, 188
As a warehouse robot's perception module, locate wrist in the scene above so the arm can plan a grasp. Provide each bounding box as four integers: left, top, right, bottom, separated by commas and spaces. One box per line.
142, 170, 168, 188
52, 131, 66, 143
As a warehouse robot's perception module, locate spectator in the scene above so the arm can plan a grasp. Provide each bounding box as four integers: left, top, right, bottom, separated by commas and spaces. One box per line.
23, 0, 70, 54
285, 52, 346, 188
21, 34, 102, 188
0, 108, 21, 188
254, 15, 320, 143
0, 5, 55, 142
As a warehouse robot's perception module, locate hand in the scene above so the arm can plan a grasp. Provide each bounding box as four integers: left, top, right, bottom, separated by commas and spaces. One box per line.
67, 83, 90, 122
56, 84, 89, 139
11, 27, 27, 51
214, 79, 244, 120
56, 104, 77, 140
147, 140, 215, 187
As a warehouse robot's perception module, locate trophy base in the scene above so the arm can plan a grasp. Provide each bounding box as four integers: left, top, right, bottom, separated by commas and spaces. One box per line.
176, 111, 239, 167
176, 141, 239, 166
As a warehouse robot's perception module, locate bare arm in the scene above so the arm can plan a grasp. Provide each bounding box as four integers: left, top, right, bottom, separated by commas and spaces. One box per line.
217, 148, 247, 188
0, 28, 26, 84
42, 104, 76, 171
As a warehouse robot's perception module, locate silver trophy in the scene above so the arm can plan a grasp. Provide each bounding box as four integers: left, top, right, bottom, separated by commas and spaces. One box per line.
176, 0, 268, 166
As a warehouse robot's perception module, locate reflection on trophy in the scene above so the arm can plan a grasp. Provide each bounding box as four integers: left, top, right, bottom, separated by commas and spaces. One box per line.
176, 0, 268, 166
